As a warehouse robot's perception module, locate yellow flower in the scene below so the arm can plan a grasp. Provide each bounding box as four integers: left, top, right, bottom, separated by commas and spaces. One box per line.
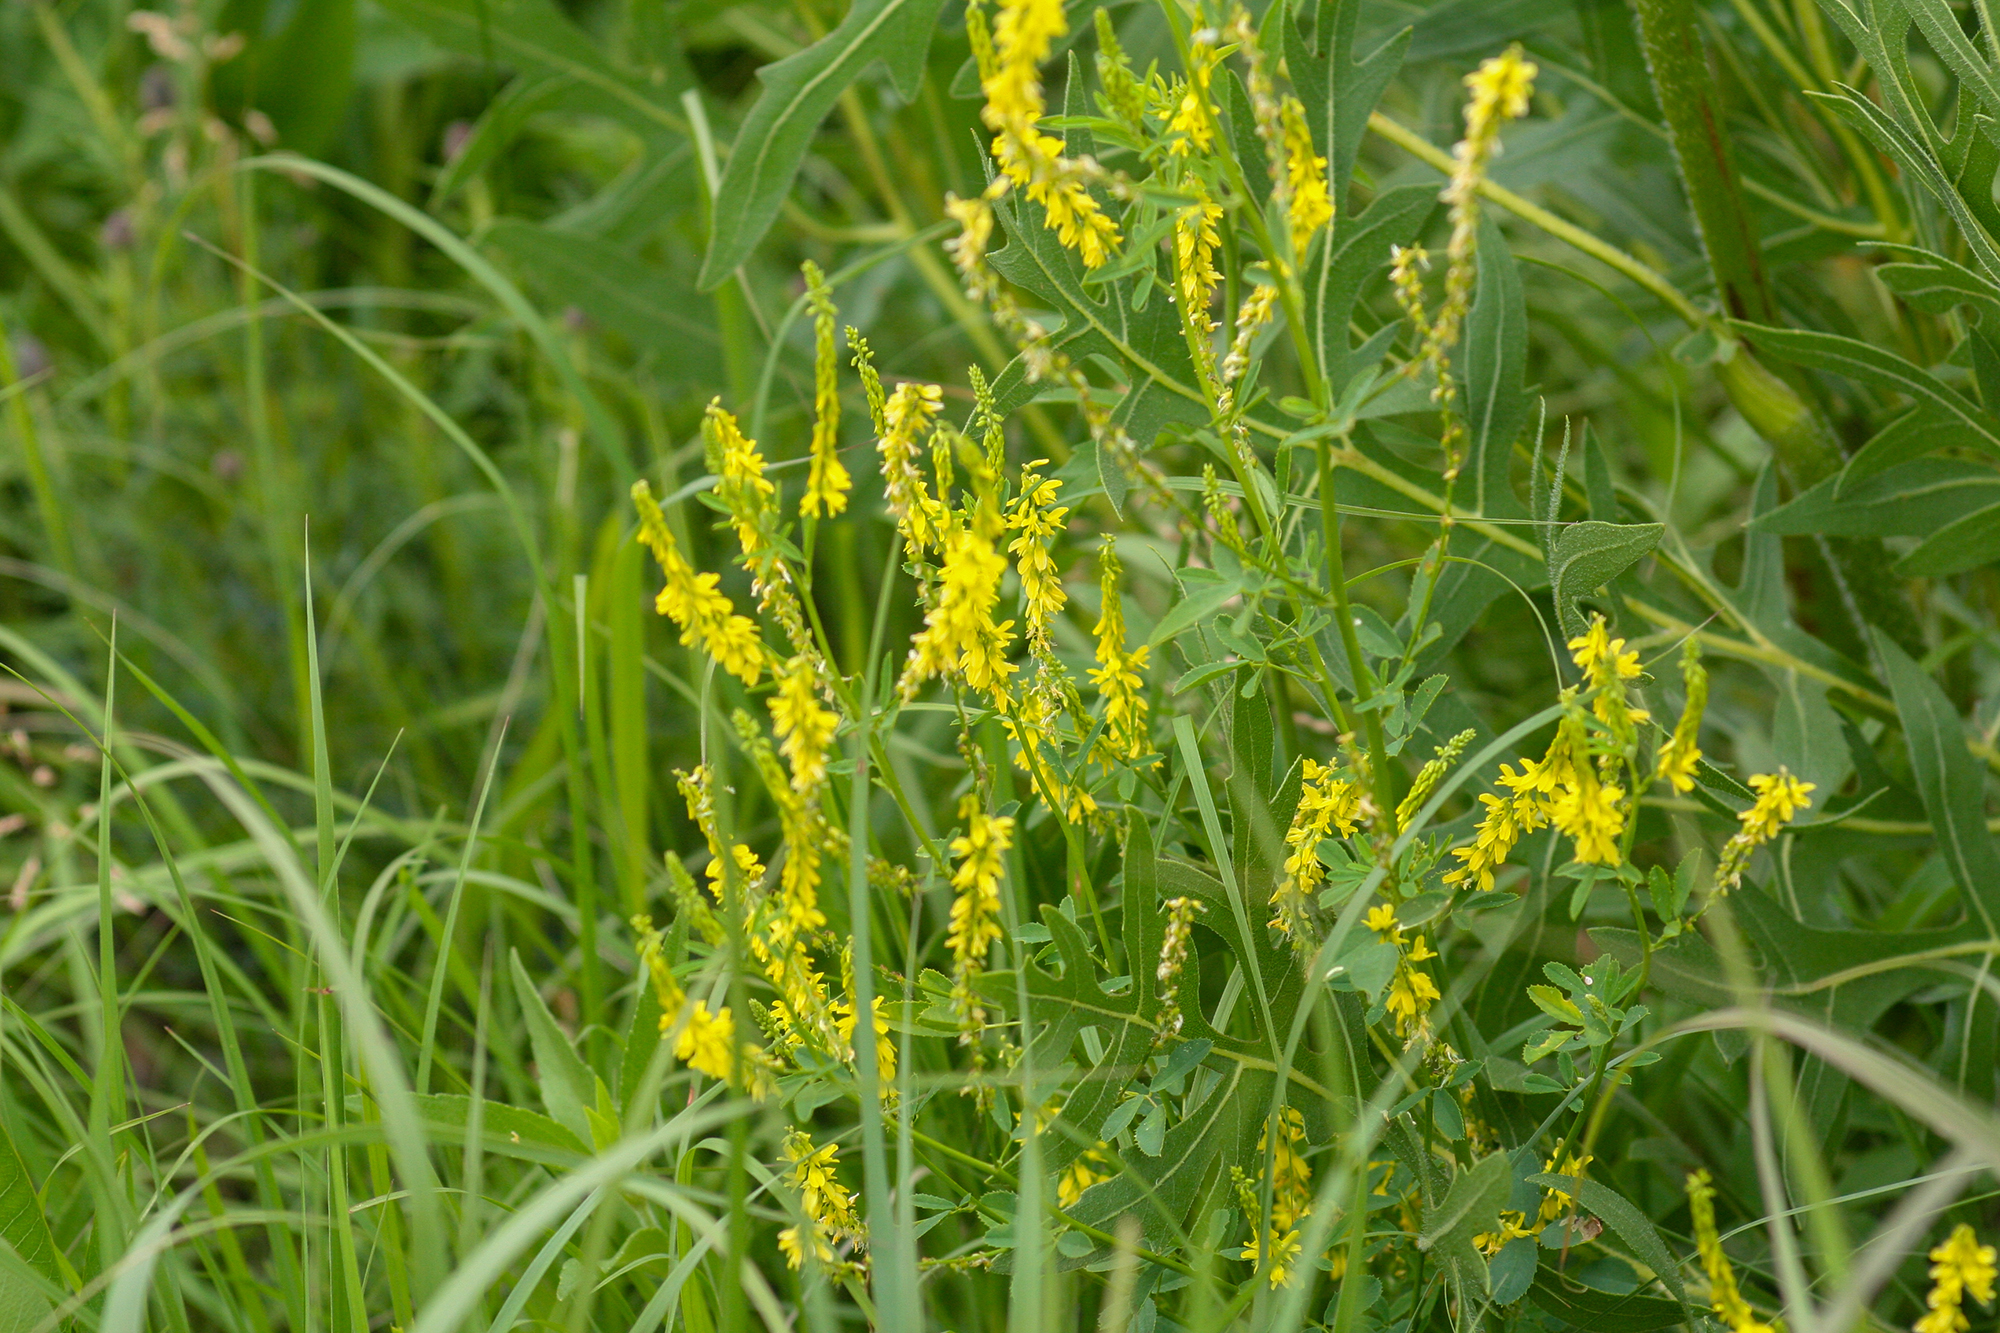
1270, 758, 1361, 937
1058, 1144, 1111, 1206
902, 520, 1018, 703
1654, 637, 1707, 794
706, 399, 777, 561
1715, 767, 1815, 892
633, 480, 767, 686
834, 992, 896, 1088
1006, 462, 1068, 650
973, 0, 1121, 267
1444, 791, 1526, 892
1917, 1224, 1997, 1333
1365, 902, 1399, 937
769, 654, 837, 797
877, 381, 948, 556
1278, 95, 1331, 256
1088, 539, 1151, 766
675, 1001, 738, 1083
1474, 1210, 1535, 1257
801, 262, 852, 519
1538, 1151, 1591, 1225
779, 1128, 863, 1268
947, 794, 1014, 1030
1237, 1226, 1302, 1288
1549, 771, 1626, 866
1687, 1170, 1777, 1333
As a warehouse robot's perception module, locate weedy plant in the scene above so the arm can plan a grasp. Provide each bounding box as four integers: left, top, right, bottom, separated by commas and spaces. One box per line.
5, 0, 2000, 1331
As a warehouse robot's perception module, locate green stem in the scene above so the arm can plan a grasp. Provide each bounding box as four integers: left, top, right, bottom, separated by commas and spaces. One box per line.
1318, 438, 1394, 816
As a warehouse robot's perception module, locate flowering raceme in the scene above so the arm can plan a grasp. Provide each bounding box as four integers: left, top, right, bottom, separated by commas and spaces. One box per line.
633, 480, 767, 686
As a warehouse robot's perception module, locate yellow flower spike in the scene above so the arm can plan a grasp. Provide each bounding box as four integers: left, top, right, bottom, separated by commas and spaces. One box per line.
631, 480, 768, 687
901, 519, 1018, 704
1686, 1170, 1778, 1333
1156, 895, 1204, 1036
1714, 766, 1815, 892
1173, 184, 1223, 365
769, 654, 837, 797
1270, 758, 1360, 939
800, 262, 851, 519
779, 1128, 864, 1269
674, 1001, 739, 1083
878, 381, 948, 557
1277, 95, 1331, 256
973, 0, 1122, 268
1005, 461, 1069, 651
1656, 637, 1707, 794
1917, 1223, 1997, 1333
1167, 36, 1218, 157
834, 991, 896, 1089
1088, 538, 1152, 767
946, 793, 1014, 1033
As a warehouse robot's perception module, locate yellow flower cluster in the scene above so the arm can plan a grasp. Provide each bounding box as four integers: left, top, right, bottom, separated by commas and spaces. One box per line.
1656, 637, 1707, 793
777, 1128, 865, 1269
635, 914, 777, 1099
877, 381, 948, 557
1269, 758, 1360, 940
1366, 903, 1441, 1038
1005, 461, 1068, 650
946, 794, 1014, 1033
1687, 1170, 1777, 1333
1234, 1108, 1313, 1287
633, 479, 767, 687
801, 261, 851, 519
1155, 894, 1203, 1037
1917, 1223, 1997, 1333
1447, 616, 1643, 890
902, 516, 1017, 704
970, 0, 1120, 267
1167, 35, 1217, 158
1057, 1142, 1112, 1207
1277, 95, 1331, 258
1174, 186, 1223, 373
1714, 767, 1815, 892
1087, 540, 1152, 767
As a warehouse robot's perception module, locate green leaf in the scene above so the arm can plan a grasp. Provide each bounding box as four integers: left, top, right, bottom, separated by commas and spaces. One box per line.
374, 0, 681, 139
1150, 572, 1244, 647
1546, 521, 1664, 638
1460, 213, 1530, 521
1752, 459, 2000, 537
1489, 1235, 1538, 1306
1841, 407, 1996, 492
1415, 1150, 1511, 1297
485, 219, 722, 381
415, 1094, 592, 1161
1869, 243, 2000, 325
1309, 185, 1433, 392
0, 1242, 55, 1333
1895, 500, 2000, 576
509, 949, 599, 1146
0, 1126, 57, 1287
1874, 631, 2000, 933
1735, 322, 2000, 461
697, 0, 948, 286
1527, 1270, 1686, 1331
1527, 1174, 1689, 1314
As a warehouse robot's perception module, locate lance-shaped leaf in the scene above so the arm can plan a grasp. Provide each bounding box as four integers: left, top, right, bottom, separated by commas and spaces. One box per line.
1737, 322, 2000, 462
1752, 459, 2000, 538
1527, 1270, 1688, 1332
1896, 500, 2000, 577
697, 0, 947, 286
510, 949, 598, 1146
1546, 521, 1663, 638
1527, 1174, 1689, 1315
0, 1124, 58, 1286
1416, 1150, 1511, 1299
1875, 630, 2000, 934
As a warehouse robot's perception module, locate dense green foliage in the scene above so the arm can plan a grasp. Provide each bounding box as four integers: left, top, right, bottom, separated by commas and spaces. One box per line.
3, 0, 2000, 1330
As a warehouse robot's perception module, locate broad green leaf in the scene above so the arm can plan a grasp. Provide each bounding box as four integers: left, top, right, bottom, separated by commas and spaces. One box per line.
697, 0, 948, 286
1752, 459, 2000, 537
1546, 520, 1663, 638
1841, 408, 1994, 492
1415, 1150, 1510, 1297
1527, 1270, 1687, 1331
1149, 572, 1243, 647
1735, 322, 2000, 461
1309, 184, 1433, 391
0, 1242, 54, 1333
484, 219, 722, 381
1895, 500, 2000, 576
0, 1127, 56, 1286
1875, 631, 2000, 933
1527, 1174, 1688, 1314
509, 949, 599, 1146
